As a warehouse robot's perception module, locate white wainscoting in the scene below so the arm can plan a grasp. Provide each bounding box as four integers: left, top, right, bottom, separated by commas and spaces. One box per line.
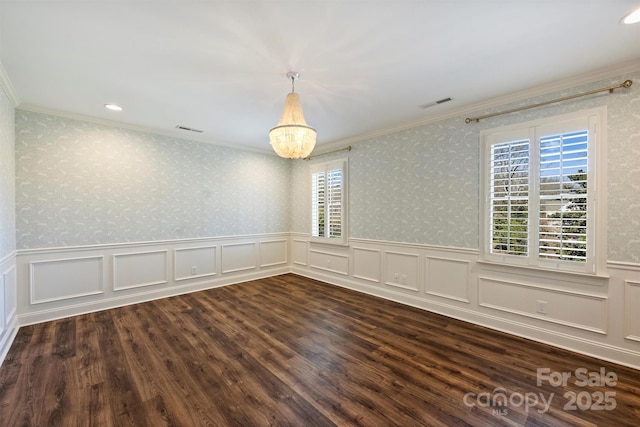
15, 233, 290, 326
0, 274, 5, 331
174, 246, 217, 281
7, 233, 640, 371
352, 246, 380, 283
478, 277, 607, 334
0, 251, 18, 367
113, 250, 168, 291
292, 239, 308, 266
221, 242, 257, 274
309, 247, 349, 275
3, 264, 16, 328
384, 250, 420, 292
30, 256, 104, 303
291, 233, 640, 370
624, 280, 640, 343
426, 256, 470, 303
259, 239, 288, 268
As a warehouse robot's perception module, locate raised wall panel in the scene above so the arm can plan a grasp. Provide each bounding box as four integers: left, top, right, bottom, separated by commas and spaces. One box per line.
3, 266, 16, 326
0, 275, 5, 330
384, 251, 419, 291
624, 281, 640, 342
352, 247, 381, 283
221, 243, 257, 274
30, 256, 104, 304
292, 239, 308, 266
15, 233, 291, 326
309, 249, 349, 276
174, 246, 216, 281
113, 250, 168, 291
479, 277, 607, 334
426, 256, 470, 303
259, 240, 287, 267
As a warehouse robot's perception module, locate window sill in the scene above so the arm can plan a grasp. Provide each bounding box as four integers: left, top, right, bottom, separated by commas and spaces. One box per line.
309, 237, 349, 247
477, 260, 609, 286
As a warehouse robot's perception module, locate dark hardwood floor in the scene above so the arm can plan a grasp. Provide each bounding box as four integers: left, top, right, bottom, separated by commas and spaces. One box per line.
1, 274, 639, 426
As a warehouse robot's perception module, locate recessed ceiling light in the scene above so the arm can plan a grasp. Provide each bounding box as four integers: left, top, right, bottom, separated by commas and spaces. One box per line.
104, 103, 123, 111
621, 7, 640, 24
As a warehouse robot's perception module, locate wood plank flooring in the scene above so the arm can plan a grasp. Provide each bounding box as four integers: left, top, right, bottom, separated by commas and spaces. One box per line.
1, 273, 639, 426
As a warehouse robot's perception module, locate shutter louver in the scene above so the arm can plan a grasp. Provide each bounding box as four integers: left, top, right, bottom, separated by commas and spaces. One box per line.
538, 130, 588, 262
311, 171, 325, 237
489, 139, 530, 256
327, 168, 342, 238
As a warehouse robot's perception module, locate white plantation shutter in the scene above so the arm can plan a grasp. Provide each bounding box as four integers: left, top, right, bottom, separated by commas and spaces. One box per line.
311, 159, 348, 244
538, 130, 588, 262
482, 108, 605, 274
326, 168, 343, 238
311, 171, 326, 237
489, 139, 530, 257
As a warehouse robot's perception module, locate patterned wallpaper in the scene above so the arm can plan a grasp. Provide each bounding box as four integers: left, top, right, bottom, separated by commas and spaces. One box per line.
12, 71, 640, 263
605, 75, 640, 264
15, 111, 291, 249
290, 119, 478, 249
0, 87, 16, 259
291, 71, 640, 263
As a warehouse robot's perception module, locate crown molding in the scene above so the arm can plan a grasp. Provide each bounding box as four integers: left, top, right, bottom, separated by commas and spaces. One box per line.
0, 62, 21, 107
11, 59, 640, 156
320, 59, 640, 151
16, 104, 277, 157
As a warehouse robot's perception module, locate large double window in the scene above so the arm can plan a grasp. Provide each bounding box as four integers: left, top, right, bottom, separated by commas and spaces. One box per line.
311, 159, 348, 245
481, 108, 606, 274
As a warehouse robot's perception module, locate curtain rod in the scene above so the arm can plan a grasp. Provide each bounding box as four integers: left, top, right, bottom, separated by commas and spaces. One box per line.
465, 79, 633, 124
304, 145, 352, 160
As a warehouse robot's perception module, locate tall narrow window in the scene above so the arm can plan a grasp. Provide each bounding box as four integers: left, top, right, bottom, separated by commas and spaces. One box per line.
481, 108, 606, 274
311, 159, 348, 244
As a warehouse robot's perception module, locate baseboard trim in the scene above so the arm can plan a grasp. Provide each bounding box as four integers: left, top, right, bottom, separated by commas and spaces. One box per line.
0, 315, 19, 367
18, 266, 289, 326
292, 267, 640, 371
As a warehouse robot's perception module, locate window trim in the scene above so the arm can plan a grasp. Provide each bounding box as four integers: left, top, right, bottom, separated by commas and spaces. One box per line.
310, 158, 349, 246
479, 107, 607, 275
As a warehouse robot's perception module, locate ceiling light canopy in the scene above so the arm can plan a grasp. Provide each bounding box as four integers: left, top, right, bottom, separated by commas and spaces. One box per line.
622, 7, 640, 24
269, 72, 317, 159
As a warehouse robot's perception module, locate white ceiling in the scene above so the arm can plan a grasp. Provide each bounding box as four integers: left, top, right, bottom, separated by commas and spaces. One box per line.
1, 1, 639, 153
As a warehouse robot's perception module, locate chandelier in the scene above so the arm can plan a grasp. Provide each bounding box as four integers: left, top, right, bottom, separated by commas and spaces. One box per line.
269, 72, 317, 159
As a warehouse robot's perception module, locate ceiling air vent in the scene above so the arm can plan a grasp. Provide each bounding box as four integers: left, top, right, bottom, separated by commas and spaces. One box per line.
419, 97, 453, 109
175, 125, 204, 133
